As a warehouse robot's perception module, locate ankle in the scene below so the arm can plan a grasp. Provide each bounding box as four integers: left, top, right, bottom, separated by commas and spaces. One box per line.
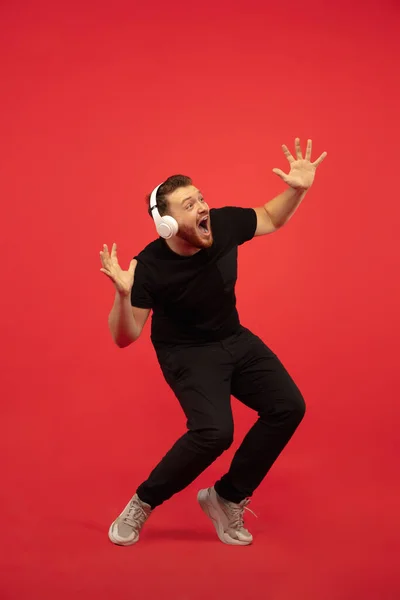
215, 489, 244, 506
136, 494, 152, 510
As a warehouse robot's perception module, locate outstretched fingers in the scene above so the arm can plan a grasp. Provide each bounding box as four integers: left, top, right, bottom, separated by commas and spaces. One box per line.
312, 151, 328, 167
128, 258, 137, 274
295, 137, 303, 159
100, 267, 113, 279
305, 139, 312, 161
100, 243, 113, 270
282, 144, 295, 164
272, 168, 289, 184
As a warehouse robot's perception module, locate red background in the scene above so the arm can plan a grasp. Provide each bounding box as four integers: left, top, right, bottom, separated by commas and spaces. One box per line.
1, 1, 399, 599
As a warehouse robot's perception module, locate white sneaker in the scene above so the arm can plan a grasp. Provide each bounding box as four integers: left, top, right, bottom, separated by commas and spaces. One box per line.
108, 494, 152, 546
197, 487, 256, 546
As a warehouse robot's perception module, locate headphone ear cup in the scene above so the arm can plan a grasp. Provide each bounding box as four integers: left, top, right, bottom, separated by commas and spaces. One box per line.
158, 215, 179, 239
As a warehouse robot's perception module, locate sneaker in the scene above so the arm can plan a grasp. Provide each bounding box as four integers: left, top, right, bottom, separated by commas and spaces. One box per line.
108, 493, 152, 546
197, 487, 256, 546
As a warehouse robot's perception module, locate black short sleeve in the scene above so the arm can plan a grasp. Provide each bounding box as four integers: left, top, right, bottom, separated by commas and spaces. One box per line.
214, 206, 257, 246
130, 260, 154, 308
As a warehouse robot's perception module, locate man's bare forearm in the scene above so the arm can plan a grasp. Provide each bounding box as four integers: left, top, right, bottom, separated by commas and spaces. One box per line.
108, 291, 140, 347
264, 187, 308, 229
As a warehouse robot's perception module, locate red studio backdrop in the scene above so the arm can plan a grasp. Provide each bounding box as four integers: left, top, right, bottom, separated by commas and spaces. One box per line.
1, 1, 399, 599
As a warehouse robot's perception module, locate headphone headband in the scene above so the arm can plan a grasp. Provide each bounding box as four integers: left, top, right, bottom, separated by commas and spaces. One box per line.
150, 183, 164, 210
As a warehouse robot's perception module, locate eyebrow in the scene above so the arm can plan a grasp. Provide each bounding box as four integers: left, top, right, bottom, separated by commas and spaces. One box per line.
181, 192, 203, 204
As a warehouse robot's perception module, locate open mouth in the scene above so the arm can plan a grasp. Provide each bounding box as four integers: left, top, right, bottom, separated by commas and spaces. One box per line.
198, 216, 210, 236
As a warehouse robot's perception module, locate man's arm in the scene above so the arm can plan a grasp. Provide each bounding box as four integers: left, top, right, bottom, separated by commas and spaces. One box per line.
253, 138, 327, 237
254, 188, 307, 236
108, 292, 150, 348
100, 243, 151, 347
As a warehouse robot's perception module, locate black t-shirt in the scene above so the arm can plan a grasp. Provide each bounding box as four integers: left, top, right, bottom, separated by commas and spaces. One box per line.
130, 206, 257, 347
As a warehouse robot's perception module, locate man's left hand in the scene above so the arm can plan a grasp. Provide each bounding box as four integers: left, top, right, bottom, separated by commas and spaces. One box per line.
272, 138, 327, 190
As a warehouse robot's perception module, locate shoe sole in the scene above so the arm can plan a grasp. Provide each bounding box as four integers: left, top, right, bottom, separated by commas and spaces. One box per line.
197, 489, 252, 546
108, 522, 139, 546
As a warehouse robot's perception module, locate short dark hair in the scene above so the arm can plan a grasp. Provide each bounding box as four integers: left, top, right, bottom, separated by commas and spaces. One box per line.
146, 174, 192, 218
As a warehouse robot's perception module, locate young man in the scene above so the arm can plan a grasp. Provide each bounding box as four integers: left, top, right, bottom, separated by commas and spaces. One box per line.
100, 138, 327, 546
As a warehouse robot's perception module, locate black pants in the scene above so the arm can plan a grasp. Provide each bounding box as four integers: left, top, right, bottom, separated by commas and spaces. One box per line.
136, 327, 305, 508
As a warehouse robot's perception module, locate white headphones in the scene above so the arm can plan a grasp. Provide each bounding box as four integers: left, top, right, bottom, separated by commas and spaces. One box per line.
149, 182, 179, 239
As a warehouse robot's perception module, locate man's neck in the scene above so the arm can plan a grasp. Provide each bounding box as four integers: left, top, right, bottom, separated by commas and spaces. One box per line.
164, 236, 201, 257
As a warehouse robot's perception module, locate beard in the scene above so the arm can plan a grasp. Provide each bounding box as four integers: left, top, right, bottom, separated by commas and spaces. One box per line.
177, 222, 213, 249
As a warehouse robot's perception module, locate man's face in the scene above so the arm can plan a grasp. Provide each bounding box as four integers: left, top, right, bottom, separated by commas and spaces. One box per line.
166, 185, 213, 249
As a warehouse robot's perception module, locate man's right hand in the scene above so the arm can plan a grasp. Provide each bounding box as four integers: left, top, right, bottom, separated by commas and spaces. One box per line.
100, 243, 137, 297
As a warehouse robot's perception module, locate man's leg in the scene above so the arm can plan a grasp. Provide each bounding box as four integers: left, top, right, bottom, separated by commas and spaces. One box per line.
109, 342, 235, 545
214, 327, 306, 504
136, 343, 235, 509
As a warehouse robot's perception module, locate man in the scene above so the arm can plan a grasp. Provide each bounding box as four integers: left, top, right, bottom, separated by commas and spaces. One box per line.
100, 138, 327, 546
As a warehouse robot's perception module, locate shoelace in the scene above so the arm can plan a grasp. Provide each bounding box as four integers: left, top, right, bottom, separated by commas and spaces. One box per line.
224, 499, 258, 530
123, 499, 148, 529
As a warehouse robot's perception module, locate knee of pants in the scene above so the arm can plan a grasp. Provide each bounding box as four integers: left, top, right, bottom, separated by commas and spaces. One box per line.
192, 426, 234, 454
288, 390, 306, 424
264, 390, 306, 425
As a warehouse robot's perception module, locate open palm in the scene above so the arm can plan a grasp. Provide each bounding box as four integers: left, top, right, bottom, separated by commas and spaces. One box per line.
272, 138, 327, 190
100, 243, 136, 296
